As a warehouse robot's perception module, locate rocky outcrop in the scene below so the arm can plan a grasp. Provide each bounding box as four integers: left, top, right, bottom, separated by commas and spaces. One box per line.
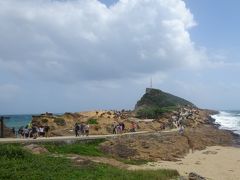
23, 144, 49, 154
188, 172, 206, 180
100, 125, 234, 161
135, 88, 195, 111
30, 107, 217, 137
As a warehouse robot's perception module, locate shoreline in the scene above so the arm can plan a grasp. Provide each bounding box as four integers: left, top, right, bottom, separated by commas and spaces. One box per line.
207, 110, 240, 147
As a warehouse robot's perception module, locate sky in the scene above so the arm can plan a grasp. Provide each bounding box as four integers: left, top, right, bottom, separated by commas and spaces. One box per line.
0, 0, 240, 114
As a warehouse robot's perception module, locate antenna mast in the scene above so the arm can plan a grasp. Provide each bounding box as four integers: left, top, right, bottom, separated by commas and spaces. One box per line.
150, 77, 152, 88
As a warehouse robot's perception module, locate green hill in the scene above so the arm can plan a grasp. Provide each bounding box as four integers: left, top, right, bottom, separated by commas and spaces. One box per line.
135, 88, 195, 118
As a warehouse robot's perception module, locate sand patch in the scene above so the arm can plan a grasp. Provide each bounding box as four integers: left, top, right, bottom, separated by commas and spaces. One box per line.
129, 146, 240, 180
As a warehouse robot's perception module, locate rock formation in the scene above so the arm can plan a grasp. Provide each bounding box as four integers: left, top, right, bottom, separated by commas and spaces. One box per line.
135, 88, 195, 111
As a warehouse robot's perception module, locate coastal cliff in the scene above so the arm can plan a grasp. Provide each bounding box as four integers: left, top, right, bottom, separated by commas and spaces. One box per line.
135, 88, 195, 111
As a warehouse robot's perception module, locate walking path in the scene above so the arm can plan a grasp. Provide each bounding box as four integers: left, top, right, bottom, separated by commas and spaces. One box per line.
0, 131, 150, 144
0, 128, 179, 144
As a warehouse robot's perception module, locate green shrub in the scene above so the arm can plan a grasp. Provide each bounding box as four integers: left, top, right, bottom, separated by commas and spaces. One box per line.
53, 118, 66, 126
87, 118, 98, 125
136, 106, 177, 119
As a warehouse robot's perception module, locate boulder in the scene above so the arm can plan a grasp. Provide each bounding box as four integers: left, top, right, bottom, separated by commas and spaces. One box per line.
23, 144, 49, 154
188, 172, 206, 180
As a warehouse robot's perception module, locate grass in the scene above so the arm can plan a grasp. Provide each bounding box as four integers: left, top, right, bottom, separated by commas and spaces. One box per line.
43, 139, 105, 156
0, 144, 179, 180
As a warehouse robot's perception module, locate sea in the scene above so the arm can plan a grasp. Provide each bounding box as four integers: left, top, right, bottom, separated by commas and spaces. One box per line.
1, 113, 63, 130
1, 114, 33, 130
211, 111, 240, 135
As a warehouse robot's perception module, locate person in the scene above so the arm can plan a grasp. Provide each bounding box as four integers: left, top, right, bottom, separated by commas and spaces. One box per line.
116, 124, 121, 134
79, 122, 85, 136
84, 124, 90, 136
28, 127, 33, 138
18, 127, 24, 138
74, 123, 79, 137
44, 124, 50, 138
119, 122, 125, 133
130, 122, 136, 132
23, 126, 29, 138
112, 122, 117, 134
39, 126, 45, 137
179, 124, 184, 135
32, 125, 38, 139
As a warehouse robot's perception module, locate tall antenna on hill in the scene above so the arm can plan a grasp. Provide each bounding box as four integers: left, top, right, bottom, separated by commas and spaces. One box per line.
150, 77, 152, 88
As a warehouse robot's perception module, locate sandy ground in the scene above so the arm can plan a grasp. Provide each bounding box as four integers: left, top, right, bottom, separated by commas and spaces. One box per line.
129, 146, 240, 180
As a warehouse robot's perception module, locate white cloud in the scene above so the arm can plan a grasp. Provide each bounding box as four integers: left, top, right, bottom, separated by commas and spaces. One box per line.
0, 0, 206, 83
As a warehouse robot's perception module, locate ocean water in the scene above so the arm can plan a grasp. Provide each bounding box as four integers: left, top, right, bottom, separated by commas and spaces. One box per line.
1, 113, 63, 130
2, 115, 32, 130
211, 111, 240, 135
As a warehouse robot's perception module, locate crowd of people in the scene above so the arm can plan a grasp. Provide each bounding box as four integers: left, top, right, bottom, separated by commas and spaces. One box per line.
112, 122, 125, 134
14, 123, 50, 139
111, 121, 137, 134
74, 122, 90, 137
171, 106, 198, 134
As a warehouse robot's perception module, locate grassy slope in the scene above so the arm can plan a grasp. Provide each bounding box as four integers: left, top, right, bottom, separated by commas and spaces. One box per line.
0, 144, 179, 180
136, 88, 194, 109
43, 139, 105, 156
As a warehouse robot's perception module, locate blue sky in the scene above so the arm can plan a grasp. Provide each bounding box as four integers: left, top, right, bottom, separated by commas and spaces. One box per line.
0, 0, 240, 114
186, 0, 240, 53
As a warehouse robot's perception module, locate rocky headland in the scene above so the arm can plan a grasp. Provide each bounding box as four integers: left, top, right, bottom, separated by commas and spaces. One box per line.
30, 88, 239, 162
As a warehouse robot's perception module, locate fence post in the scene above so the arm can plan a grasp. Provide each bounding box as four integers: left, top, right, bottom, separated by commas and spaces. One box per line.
0, 117, 4, 138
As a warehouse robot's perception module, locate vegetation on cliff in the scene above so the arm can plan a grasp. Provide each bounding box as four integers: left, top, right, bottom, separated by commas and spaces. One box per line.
136, 88, 194, 110
135, 88, 194, 119
136, 106, 177, 119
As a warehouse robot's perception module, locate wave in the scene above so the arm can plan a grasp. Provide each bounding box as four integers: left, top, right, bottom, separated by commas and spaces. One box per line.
211, 111, 240, 135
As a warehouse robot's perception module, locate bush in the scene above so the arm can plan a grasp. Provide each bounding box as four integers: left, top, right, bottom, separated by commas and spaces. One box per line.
87, 118, 98, 125
54, 118, 66, 126
136, 106, 177, 119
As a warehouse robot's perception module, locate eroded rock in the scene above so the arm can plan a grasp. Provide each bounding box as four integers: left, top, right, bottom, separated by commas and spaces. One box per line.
188, 172, 206, 180
23, 144, 49, 154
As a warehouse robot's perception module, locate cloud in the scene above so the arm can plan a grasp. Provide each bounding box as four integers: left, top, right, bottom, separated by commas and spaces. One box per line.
0, 84, 21, 102
0, 0, 206, 83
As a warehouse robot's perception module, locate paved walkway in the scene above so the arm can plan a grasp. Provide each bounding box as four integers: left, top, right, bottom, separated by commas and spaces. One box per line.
0, 128, 179, 144
0, 131, 150, 144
